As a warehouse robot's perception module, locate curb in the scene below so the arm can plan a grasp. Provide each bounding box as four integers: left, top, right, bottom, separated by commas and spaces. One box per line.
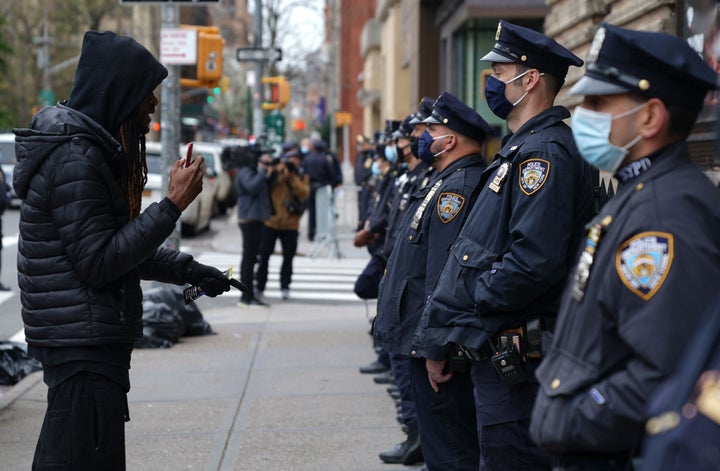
0, 370, 42, 411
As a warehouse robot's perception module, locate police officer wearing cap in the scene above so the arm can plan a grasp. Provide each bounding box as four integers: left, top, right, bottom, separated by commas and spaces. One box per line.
413, 20, 595, 469
374, 91, 493, 470
375, 113, 433, 466
353, 122, 402, 304
353, 134, 375, 230
530, 24, 720, 470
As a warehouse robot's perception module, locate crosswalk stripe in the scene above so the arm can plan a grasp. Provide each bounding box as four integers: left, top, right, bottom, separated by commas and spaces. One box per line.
191, 251, 371, 303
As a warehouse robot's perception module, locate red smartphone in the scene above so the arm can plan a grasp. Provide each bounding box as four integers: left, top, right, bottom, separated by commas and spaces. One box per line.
185, 142, 194, 168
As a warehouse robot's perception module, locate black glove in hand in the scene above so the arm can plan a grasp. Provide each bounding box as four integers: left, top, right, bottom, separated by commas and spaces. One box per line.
185, 262, 231, 297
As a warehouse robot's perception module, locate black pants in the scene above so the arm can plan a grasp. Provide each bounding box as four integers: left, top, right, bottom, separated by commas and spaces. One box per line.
33, 373, 128, 471
255, 226, 299, 291
471, 359, 552, 470
391, 353, 417, 429
306, 188, 317, 241
410, 357, 479, 471
239, 220, 264, 302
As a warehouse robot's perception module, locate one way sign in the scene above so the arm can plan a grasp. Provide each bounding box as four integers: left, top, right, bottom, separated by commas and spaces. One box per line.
236, 47, 282, 63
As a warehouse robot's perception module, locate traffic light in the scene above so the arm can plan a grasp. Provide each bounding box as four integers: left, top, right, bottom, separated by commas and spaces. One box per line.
261, 76, 290, 110
197, 27, 224, 86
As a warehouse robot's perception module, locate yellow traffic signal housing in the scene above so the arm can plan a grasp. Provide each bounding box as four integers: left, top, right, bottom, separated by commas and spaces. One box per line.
220, 75, 230, 93
197, 27, 224, 85
261, 76, 291, 110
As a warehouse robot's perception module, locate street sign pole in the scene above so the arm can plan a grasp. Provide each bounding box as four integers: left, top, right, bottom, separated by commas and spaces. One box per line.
252, 0, 263, 139
160, 3, 182, 251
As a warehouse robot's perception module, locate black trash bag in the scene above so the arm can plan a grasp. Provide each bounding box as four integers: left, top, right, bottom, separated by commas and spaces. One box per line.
136, 286, 214, 349
134, 326, 174, 349
0, 342, 42, 386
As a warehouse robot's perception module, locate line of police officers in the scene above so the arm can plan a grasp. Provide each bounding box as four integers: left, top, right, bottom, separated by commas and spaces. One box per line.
354, 20, 720, 471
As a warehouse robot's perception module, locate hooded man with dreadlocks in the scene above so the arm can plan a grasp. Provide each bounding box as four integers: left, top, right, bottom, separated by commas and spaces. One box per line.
12, 31, 239, 470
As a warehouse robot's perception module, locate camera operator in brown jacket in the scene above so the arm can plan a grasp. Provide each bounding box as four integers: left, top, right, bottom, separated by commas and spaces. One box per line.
256, 151, 310, 300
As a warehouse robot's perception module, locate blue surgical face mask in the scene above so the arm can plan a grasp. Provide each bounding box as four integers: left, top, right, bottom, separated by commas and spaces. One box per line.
417, 131, 451, 165
371, 161, 381, 176
300, 145, 309, 154
384, 144, 398, 163
484, 70, 540, 119
571, 104, 646, 174
408, 135, 420, 158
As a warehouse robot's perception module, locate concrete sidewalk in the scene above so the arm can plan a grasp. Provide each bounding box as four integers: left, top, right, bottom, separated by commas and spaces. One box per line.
0, 291, 414, 470
0, 184, 419, 470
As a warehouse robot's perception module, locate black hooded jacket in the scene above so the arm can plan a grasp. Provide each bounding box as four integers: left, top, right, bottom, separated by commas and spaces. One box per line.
13, 32, 191, 356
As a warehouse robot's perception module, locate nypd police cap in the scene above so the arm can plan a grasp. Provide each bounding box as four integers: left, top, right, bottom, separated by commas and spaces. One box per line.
393, 114, 415, 140
422, 91, 493, 141
481, 20, 583, 78
409, 96, 435, 125
569, 23, 718, 109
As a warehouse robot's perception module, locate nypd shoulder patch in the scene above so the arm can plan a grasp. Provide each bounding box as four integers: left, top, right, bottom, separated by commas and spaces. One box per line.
616, 231, 674, 301
436, 192, 464, 223
519, 158, 550, 195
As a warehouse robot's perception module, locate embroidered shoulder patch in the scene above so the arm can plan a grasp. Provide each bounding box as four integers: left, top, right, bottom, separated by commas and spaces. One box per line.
615, 231, 674, 301
518, 158, 550, 195
437, 192, 464, 223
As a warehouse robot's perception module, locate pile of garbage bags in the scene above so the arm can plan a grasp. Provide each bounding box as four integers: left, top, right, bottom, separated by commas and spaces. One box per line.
136, 285, 214, 349
0, 342, 42, 386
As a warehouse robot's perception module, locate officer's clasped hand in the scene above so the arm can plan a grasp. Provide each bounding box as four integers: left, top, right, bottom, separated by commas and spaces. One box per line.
185, 262, 231, 297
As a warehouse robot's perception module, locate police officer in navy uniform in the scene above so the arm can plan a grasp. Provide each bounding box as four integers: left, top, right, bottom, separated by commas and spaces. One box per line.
376, 113, 432, 466
353, 121, 401, 301
412, 21, 594, 469
353, 134, 375, 230
374, 92, 493, 470
529, 24, 720, 470
640, 294, 720, 471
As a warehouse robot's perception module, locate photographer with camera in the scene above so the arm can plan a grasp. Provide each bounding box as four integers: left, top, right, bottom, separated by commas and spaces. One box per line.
236, 150, 274, 308
255, 150, 310, 300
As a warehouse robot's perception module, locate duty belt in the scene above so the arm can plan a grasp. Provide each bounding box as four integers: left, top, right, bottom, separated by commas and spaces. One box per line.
454, 316, 546, 362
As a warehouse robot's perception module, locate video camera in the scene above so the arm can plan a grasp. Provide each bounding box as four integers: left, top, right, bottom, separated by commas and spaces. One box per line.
221, 143, 276, 172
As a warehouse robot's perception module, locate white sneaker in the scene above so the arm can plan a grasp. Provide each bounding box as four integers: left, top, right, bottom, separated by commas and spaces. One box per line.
281, 289, 290, 300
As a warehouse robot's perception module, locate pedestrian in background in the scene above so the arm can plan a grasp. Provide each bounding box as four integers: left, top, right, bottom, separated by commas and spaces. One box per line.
13, 31, 237, 470
255, 150, 310, 300
414, 21, 593, 469
530, 24, 720, 470
300, 137, 342, 241
236, 149, 274, 308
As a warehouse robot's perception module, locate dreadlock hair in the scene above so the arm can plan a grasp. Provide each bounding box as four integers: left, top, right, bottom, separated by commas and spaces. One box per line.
117, 115, 148, 220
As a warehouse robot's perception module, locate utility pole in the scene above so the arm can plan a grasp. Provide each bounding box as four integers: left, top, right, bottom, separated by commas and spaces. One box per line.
252, 0, 264, 138
328, 0, 339, 153
161, 3, 182, 250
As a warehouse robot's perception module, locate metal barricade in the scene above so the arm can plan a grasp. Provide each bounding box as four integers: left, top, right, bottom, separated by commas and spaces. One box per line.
309, 184, 359, 259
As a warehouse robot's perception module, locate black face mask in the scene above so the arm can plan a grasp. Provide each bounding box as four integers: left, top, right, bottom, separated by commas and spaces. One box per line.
375, 144, 385, 158
408, 136, 419, 158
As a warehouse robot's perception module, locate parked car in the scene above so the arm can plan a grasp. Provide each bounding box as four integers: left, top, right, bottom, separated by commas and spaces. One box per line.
0, 133, 18, 208
185, 142, 235, 214
179, 142, 219, 235
142, 141, 216, 236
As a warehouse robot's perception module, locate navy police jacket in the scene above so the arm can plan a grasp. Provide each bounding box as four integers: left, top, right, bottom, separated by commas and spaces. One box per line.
530, 142, 720, 454
373, 154, 486, 355
413, 106, 594, 360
